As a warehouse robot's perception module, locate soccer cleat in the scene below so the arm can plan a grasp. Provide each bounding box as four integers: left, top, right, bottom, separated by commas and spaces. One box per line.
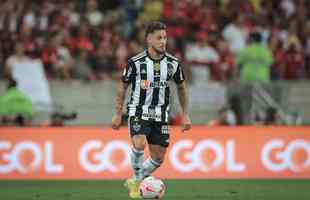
124, 178, 142, 199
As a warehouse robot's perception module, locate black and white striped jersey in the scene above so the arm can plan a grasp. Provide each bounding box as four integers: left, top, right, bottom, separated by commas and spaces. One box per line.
122, 50, 185, 122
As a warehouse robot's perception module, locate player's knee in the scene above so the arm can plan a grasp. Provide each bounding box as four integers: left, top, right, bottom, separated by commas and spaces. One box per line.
132, 136, 146, 150
133, 142, 145, 151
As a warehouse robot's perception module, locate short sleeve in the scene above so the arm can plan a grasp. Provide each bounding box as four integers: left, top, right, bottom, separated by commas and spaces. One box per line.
122, 59, 136, 83
173, 63, 185, 84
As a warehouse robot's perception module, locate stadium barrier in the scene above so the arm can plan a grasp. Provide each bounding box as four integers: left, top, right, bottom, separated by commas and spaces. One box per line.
0, 127, 309, 179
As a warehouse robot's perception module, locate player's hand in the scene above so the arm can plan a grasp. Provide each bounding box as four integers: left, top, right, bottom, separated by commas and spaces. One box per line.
181, 114, 191, 132
111, 114, 122, 130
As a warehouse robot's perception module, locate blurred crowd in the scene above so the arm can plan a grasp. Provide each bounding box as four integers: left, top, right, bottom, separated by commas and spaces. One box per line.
0, 0, 310, 82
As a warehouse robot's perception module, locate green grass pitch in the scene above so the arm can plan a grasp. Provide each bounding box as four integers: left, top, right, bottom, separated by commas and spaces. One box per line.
1, 180, 309, 200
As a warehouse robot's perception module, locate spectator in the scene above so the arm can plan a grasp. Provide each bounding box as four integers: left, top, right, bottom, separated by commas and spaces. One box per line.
18, 24, 38, 55
237, 32, 273, 83
70, 20, 94, 52
42, 33, 74, 79
138, 0, 163, 23
270, 37, 286, 80
304, 20, 310, 78
185, 31, 219, 84
86, 0, 104, 27
23, 3, 36, 29
90, 42, 115, 80
222, 14, 248, 55
212, 40, 236, 81
0, 0, 309, 83
0, 77, 33, 126
61, 1, 81, 29
72, 49, 95, 81
283, 43, 305, 80
5, 41, 28, 78
6, 40, 52, 112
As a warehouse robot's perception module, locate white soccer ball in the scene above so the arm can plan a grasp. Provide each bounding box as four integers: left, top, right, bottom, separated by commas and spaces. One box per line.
139, 176, 165, 199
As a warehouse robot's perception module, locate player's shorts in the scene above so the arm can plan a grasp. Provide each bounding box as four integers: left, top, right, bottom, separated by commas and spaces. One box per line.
128, 116, 170, 147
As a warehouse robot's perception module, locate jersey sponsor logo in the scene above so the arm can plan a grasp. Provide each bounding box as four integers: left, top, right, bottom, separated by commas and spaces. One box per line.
142, 109, 160, 119
142, 113, 161, 119
149, 81, 168, 88
140, 81, 168, 89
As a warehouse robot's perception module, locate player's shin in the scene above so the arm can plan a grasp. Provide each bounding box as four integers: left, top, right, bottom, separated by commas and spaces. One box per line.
130, 148, 144, 181
142, 157, 162, 178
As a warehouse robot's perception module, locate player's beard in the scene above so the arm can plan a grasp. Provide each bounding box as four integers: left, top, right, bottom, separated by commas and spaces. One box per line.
153, 45, 166, 56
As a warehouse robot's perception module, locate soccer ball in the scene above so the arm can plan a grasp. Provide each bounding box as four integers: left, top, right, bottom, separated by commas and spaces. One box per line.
139, 176, 165, 199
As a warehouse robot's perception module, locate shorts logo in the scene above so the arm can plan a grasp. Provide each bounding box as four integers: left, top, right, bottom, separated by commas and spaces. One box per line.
162, 125, 169, 134
132, 123, 141, 132
132, 117, 141, 132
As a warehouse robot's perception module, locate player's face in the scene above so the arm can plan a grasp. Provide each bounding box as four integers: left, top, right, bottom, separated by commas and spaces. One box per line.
148, 30, 167, 54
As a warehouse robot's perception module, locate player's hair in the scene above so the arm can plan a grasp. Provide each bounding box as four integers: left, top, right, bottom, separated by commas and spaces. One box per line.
145, 21, 166, 38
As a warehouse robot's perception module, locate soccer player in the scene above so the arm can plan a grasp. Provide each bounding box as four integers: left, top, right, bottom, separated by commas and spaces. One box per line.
112, 21, 191, 199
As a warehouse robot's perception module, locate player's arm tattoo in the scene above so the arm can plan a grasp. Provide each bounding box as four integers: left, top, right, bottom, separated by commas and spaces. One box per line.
177, 82, 189, 115
115, 80, 129, 115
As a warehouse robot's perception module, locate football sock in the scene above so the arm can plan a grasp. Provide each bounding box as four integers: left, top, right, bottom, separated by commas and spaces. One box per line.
142, 157, 162, 178
130, 148, 144, 181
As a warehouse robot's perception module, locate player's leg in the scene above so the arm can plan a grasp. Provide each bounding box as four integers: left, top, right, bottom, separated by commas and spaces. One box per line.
143, 144, 167, 177
130, 134, 146, 180
143, 123, 169, 177
125, 117, 149, 199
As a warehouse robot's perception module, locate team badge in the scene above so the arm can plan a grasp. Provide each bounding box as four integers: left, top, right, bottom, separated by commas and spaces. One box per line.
132, 117, 141, 132
132, 123, 141, 132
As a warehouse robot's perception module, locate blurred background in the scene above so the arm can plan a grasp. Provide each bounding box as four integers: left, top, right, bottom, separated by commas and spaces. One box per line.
1, 0, 310, 127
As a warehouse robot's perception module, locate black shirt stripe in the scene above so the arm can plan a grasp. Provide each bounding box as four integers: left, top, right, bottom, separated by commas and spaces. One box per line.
150, 61, 161, 106
136, 58, 147, 118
